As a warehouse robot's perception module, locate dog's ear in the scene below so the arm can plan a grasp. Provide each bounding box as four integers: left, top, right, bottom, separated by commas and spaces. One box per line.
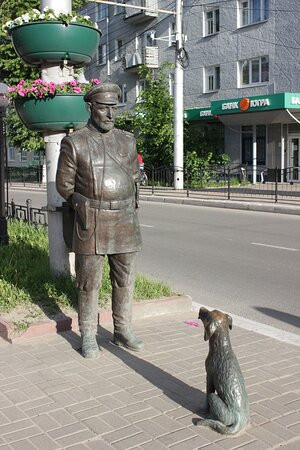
226, 314, 233, 330
199, 307, 209, 320
204, 320, 217, 341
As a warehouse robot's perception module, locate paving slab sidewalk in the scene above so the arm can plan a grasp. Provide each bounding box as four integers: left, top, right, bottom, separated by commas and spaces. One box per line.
0, 313, 299, 450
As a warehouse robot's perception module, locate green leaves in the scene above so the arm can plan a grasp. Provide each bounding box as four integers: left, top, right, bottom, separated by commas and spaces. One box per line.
116, 63, 174, 167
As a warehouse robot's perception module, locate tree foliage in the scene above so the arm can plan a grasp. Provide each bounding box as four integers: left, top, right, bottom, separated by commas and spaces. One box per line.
0, 0, 87, 151
116, 62, 174, 167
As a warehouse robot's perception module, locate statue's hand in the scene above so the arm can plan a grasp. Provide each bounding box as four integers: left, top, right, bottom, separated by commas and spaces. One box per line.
70, 192, 90, 230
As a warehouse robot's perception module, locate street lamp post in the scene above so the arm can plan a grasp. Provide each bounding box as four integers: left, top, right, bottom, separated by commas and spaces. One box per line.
0, 82, 9, 245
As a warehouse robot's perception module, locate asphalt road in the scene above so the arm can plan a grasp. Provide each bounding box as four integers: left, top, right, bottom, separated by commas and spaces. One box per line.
7, 188, 300, 335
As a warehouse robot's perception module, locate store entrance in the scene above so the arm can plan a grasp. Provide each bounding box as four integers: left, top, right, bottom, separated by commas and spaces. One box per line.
287, 135, 300, 181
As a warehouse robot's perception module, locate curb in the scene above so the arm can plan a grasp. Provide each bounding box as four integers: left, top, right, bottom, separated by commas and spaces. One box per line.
140, 195, 300, 215
0, 295, 192, 343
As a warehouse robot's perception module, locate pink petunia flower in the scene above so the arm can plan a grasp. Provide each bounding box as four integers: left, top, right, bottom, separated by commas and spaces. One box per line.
72, 87, 82, 93
70, 80, 77, 86
91, 78, 100, 85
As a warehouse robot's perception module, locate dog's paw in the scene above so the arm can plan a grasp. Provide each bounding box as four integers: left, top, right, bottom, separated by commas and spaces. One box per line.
192, 418, 203, 426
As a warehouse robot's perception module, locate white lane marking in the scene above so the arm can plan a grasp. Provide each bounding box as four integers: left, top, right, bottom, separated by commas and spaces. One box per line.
140, 224, 154, 228
251, 242, 298, 252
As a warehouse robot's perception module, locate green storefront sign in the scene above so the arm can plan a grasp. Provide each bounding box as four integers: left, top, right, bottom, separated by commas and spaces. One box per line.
211, 93, 300, 115
184, 107, 214, 121
184, 93, 300, 121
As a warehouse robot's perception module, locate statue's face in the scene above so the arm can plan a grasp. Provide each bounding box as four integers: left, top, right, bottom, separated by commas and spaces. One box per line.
90, 101, 117, 132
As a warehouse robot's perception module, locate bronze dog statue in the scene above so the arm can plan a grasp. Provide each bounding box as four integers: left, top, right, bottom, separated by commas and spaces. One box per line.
196, 307, 250, 435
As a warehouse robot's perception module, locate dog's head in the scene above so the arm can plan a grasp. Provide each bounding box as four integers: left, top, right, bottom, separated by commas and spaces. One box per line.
198, 307, 233, 341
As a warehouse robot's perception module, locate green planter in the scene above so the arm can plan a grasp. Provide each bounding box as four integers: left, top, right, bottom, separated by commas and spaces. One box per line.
15, 94, 89, 132
10, 21, 101, 67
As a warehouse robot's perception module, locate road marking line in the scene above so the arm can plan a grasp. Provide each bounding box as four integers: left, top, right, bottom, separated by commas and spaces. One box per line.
140, 224, 154, 228
251, 242, 298, 252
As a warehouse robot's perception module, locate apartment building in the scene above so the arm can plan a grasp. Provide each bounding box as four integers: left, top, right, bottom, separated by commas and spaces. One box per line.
83, 0, 300, 182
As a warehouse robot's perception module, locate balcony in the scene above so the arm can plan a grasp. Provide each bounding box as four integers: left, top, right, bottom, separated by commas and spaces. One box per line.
125, 46, 158, 70
124, 0, 158, 23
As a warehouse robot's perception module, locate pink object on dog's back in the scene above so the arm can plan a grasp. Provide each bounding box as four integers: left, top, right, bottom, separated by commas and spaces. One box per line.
184, 320, 202, 327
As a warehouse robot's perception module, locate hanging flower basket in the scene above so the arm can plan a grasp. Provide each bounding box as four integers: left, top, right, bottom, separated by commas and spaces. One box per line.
14, 94, 89, 132
10, 21, 101, 67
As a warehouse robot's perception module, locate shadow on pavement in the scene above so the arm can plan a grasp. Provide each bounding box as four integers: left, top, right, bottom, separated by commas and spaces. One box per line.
97, 325, 206, 415
255, 306, 300, 329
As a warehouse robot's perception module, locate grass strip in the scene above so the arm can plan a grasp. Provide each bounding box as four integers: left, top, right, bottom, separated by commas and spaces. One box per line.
0, 220, 174, 323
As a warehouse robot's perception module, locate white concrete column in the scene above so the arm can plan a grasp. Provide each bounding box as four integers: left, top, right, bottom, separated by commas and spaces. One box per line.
41, 0, 74, 275
44, 133, 75, 276
253, 125, 257, 184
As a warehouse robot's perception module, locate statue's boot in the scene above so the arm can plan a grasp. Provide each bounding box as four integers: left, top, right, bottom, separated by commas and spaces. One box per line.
112, 286, 144, 351
78, 290, 101, 359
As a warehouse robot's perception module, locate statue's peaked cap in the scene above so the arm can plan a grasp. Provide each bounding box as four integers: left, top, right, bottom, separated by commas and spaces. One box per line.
84, 82, 121, 104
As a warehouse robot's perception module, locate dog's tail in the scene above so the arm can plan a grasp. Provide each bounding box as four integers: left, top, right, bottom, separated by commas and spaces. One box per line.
195, 418, 244, 435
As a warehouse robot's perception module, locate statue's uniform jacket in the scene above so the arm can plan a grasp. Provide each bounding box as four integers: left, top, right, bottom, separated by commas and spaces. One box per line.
56, 123, 142, 255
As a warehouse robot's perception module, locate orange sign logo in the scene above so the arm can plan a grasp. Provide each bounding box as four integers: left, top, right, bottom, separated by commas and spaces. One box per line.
239, 97, 250, 111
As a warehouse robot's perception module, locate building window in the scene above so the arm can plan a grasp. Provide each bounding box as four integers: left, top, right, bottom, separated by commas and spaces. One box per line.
119, 84, 127, 104
204, 8, 219, 36
239, 0, 269, 27
204, 65, 220, 92
242, 125, 266, 165
136, 79, 147, 101
240, 56, 269, 86
19, 150, 27, 163
115, 40, 123, 61
96, 4, 108, 21
8, 147, 15, 162
33, 151, 40, 162
168, 21, 176, 46
169, 73, 174, 97
98, 44, 106, 65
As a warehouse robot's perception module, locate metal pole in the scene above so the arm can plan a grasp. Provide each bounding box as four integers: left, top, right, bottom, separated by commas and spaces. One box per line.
227, 166, 231, 200
275, 165, 278, 203
173, 0, 184, 190
252, 125, 257, 185
41, 0, 75, 275
0, 112, 8, 245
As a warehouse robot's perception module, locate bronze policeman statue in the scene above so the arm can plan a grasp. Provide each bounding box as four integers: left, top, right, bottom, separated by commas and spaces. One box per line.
56, 82, 144, 358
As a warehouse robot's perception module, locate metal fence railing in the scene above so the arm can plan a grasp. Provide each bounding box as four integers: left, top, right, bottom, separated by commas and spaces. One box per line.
141, 164, 300, 204
6, 199, 48, 226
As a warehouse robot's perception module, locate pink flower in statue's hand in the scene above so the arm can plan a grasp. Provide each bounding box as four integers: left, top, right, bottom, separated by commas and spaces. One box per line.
72, 87, 82, 93
91, 78, 100, 85
70, 80, 77, 86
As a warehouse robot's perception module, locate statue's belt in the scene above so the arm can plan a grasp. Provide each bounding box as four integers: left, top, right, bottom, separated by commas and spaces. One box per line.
89, 198, 134, 210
